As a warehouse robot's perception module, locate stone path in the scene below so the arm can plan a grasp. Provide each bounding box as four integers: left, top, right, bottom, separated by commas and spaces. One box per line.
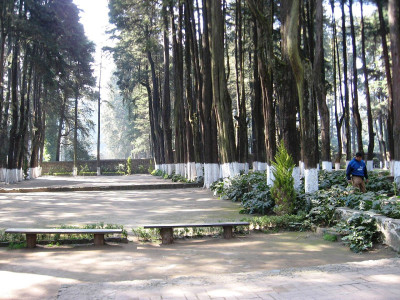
0, 174, 201, 193
56, 258, 400, 300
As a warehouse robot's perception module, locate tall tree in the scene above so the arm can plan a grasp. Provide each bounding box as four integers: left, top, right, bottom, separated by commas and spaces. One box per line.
388, 0, 400, 171
234, 0, 248, 166
376, 0, 394, 161
349, 0, 363, 153
341, 0, 352, 161
201, 0, 219, 187
161, 3, 173, 172
208, 0, 237, 176
250, 15, 266, 170
360, 0, 375, 164
170, 1, 186, 174
314, 0, 331, 170
183, 0, 196, 179
283, 0, 318, 192
246, 0, 276, 183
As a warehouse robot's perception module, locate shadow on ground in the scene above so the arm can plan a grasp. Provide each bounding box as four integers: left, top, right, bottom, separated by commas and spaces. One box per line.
0, 231, 397, 299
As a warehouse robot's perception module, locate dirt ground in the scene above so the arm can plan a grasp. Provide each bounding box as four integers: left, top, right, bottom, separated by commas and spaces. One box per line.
0, 175, 399, 299
0, 231, 397, 299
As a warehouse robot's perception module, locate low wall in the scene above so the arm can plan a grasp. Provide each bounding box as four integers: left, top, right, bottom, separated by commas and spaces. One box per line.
41, 159, 153, 174
335, 207, 400, 252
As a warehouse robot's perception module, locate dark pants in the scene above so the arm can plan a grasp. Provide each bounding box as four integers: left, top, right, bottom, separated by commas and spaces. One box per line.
352, 176, 366, 193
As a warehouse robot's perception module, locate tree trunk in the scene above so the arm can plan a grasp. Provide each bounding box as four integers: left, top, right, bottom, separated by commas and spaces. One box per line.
314, 0, 331, 168
184, 1, 196, 180
235, 0, 248, 165
140, 77, 157, 167
171, 2, 186, 173
7, 31, 20, 182
278, 0, 300, 165
209, 0, 236, 172
360, 0, 374, 161
0, 41, 11, 172
16, 46, 30, 172
246, 0, 276, 176
389, 0, 400, 165
147, 51, 164, 166
341, 0, 352, 161
201, 0, 219, 186
349, 0, 363, 153
56, 93, 67, 161
162, 4, 173, 169
331, 1, 345, 166
284, 0, 318, 192
376, 112, 387, 165
187, 0, 204, 169
30, 75, 43, 177
73, 90, 78, 175
377, 0, 394, 161
251, 17, 266, 167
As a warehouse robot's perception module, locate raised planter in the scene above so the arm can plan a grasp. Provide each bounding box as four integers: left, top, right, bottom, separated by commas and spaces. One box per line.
335, 207, 400, 252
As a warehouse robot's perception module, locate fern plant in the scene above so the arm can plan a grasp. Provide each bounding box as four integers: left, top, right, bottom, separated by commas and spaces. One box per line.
271, 142, 296, 215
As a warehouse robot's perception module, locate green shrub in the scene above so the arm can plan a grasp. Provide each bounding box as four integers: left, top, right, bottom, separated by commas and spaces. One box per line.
380, 198, 400, 219
137, 165, 146, 173
271, 143, 296, 215
243, 214, 307, 231
335, 213, 381, 253
306, 204, 336, 227
2, 224, 127, 247
52, 172, 72, 176
211, 172, 275, 215
323, 233, 338, 242
79, 164, 90, 174
366, 172, 393, 193
132, 227, 158, 241
127, 157, 132, 175
318, 170, 347, 190
171, 173, 190, 182
210, 179, 225, 196
151, 169, 164, 176
102, 171, 125, 176
79, 172, 97, 176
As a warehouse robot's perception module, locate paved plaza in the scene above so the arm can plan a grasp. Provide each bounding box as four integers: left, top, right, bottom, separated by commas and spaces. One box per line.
0, 175, 399, 299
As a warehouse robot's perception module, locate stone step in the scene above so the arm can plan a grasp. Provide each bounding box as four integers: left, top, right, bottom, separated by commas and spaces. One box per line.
0, 182, 203, 193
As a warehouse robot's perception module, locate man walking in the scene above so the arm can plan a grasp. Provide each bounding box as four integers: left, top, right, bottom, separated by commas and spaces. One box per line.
346, 152, 369, 193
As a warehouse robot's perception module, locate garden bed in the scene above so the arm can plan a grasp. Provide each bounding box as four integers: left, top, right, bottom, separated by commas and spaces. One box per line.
336, 207, 400, 252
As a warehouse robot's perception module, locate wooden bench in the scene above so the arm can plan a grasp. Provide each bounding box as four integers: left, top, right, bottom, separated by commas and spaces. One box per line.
5, 228, 123, 248
143, 222, 250, 244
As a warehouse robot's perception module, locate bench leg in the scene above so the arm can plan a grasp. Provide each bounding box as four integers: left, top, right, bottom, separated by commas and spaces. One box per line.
160, 228, 174, 245
26, 234, 37, 248
94, 234, 105, 246
223, 226, 233, 239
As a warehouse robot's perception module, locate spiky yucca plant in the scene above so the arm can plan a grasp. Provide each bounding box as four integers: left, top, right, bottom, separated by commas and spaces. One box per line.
271, 142, 296, 215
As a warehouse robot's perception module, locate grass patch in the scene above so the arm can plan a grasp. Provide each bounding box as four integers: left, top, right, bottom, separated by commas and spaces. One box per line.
323, 233, 338, 242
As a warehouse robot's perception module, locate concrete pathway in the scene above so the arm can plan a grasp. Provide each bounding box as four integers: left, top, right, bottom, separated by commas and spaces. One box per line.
0, 175, 399, 299
56, 258, 400, 300
0, 174, 201, 193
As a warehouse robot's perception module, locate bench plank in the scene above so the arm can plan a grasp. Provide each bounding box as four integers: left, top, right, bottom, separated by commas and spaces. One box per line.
5, 228, 123, 248
143, 222, 250, 245
143, 222, 250, 229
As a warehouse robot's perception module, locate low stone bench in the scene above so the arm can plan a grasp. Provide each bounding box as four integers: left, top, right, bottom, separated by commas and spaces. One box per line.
143, 222, 250, 244
5, 228, 123, 248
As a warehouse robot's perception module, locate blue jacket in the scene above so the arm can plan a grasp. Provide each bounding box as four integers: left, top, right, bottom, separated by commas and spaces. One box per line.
346, 158, 368, 180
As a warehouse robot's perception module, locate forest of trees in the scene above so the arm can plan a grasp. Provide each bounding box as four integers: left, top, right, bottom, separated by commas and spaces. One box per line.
107, 0, 400, 190
0, 0, 399, 190
0, 0, 96, 183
